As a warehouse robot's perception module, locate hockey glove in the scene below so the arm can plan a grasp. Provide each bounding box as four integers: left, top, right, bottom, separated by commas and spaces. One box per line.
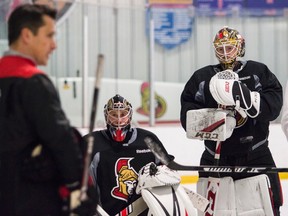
186, 108, 236, 141
136, 162, 181, 194
59, 177, 98, 216
209, 72, 260, 118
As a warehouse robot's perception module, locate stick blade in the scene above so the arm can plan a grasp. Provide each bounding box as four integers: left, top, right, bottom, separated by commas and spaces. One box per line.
144, 137, 171, 166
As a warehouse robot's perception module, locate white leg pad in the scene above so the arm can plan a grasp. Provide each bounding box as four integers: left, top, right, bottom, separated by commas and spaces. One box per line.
141, 185, 197, 216
235, 174, 274, 216
197, 175, 274, 216
197, 177, 236, 216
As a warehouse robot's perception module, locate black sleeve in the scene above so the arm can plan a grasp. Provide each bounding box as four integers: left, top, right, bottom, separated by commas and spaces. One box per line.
180, 76, 199, 130
22, 74, 83, 184
180, 70, 217, 130
256, 66, 283, 121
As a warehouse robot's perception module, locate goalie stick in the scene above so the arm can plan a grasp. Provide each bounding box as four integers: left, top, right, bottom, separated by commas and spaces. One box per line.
96, 197, 148, 216
80, 54, 104, 201
144, 137, 288, 174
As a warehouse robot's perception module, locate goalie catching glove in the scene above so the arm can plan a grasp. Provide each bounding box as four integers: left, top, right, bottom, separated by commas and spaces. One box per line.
209, 70, 260, 118
136, 162, 181, 194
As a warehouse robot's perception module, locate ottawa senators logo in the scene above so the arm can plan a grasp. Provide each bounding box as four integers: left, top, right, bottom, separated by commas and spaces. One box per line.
234, 110, 247, 128
136, 82, 167, 118
218, 105, 247, 128
111, 158, 138, 202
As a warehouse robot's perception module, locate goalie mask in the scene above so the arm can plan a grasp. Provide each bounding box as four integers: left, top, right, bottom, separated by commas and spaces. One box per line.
104, 94, 133, 142
213, 26, 245, 69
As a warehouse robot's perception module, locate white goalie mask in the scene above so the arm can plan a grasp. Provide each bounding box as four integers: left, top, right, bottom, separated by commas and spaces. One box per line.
213, 26, 245, 69
104, 94, 133, 142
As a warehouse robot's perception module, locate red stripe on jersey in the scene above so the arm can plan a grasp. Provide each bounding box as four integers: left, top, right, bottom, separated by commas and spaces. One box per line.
120, 207, 128, 216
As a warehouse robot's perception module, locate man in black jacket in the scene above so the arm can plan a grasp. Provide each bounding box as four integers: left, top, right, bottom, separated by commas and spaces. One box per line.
180, 26, 283, 215
0, 4, 96, 216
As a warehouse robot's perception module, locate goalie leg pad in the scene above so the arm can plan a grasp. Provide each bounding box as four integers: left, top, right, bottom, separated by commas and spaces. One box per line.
197, 175, 274, 216
141, 185, 197, 216
235, 174, 274, 216
197, 177, 236, 216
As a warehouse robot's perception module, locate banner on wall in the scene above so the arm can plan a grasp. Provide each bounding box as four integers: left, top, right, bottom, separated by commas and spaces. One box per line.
194, 0, 245, 16
146, 0, 195, 49
193, 0, 288, 17
245, 0, 288, 17
149, 0, 192, 4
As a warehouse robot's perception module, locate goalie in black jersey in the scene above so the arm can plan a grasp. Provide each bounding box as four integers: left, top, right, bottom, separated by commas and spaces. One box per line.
180, 26, 283, 216
84, 94, 172, 215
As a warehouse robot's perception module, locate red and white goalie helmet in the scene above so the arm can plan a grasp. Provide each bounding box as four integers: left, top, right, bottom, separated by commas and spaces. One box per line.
104, 94, 133, 142
213, 26, 245, 68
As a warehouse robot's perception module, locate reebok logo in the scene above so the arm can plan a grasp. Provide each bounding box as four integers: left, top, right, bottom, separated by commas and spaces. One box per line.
239, 76, 251, 81
136, 149, 151, 154
225, 81, 230, 92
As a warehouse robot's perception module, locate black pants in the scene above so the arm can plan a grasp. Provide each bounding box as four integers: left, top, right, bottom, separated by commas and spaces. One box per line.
199, 146, 283, 215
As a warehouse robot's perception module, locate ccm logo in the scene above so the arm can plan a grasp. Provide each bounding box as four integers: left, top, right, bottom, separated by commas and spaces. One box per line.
225, 81, 230, 93
195, 132, 218, 139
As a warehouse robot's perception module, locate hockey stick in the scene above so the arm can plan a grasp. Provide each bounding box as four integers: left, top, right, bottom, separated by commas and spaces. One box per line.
95, 197, 148, 216
116, 197, 147, 216
96, 205, 109, 216
144, 137, 288, 173
207, 140, 222, 215
80, 54, 104, 201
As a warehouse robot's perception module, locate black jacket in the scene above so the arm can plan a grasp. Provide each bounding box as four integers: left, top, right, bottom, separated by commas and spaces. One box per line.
0, 55, 83, 215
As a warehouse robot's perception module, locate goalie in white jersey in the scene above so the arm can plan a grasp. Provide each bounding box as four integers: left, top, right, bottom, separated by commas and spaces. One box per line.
180, 26, 283, 215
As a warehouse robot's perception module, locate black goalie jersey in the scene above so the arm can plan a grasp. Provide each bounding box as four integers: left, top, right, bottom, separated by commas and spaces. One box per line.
85, 127, 168, 215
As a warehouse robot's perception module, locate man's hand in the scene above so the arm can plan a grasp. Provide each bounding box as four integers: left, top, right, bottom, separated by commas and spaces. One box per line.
59, 180, 98, 216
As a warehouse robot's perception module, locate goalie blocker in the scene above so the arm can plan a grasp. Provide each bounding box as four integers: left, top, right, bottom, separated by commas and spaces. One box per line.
186, 108, 236, 141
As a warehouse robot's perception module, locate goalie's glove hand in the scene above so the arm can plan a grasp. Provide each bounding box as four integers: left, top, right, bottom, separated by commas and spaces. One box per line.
59, 179, 98, 216
136, 162, 181, 194
209, 72, 260, 118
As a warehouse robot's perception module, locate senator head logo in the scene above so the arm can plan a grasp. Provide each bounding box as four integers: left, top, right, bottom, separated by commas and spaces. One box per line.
111, 158, 138, 202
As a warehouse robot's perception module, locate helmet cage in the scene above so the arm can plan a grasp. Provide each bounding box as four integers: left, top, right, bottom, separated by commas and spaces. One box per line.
106, 109, 132, 129
213, 39, 241, 64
